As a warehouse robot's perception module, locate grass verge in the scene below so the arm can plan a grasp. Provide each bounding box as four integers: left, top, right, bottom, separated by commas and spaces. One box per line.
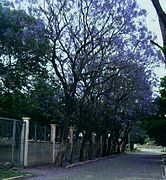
0, 169, 30, 180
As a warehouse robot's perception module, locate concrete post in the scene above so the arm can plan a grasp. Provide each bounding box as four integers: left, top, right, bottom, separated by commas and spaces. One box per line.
69, 127, 73, 144
100, 135, 103, 156
22, 117, 30, 167
92, 133, 96, 144
106, 137, 108, 154
69, 127, 74, 161
44, 125, 47, 141
128, 132, 131, 151
11, 121, 16, 164
20, 122, 25, 165
50, 124, 57, 163
92, 133, 96, 157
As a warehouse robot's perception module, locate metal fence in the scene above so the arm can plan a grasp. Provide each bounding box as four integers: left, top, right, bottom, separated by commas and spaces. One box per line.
0, 117, 25, 167
29, 121, 51, 141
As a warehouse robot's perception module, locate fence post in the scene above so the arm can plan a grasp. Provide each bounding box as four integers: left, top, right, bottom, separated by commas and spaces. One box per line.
50, 124, 57, 163
69, 127, 74, 161
11, 121, 16, 164
92, 132, 96, 144
92, 132, 96, 157
69, 127, 73, 144
34, 122, 37, 141
100, 135, 103, 156
44, 125, 47, 141
22, 117, 30, 167
20, 122, 25, 165
106, 136, 108, 155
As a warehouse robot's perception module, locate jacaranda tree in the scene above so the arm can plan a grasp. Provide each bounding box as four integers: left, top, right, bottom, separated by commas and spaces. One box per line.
2, 0, 162, 164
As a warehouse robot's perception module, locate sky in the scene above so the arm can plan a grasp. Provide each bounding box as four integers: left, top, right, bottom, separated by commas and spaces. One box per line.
138, 0, 166, 45
137, 0, 166, 78
8, 0, 166, 79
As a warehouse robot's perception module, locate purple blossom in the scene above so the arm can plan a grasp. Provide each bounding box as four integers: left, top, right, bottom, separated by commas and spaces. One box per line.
22, 29, 30, 40
19, 20, 25, 26
138, 9, 147, 16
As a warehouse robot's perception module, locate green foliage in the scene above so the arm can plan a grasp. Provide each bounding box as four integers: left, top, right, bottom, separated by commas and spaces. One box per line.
144, 76, 166, 147
0, 75, 62, 124
0, 4, 62, 124
0, 4, 49, 92
24, 76, 63, 124
130, 124, 148, 145
0, 90, 25, 119
0, 169, 29, 179
145, 116, 166, 146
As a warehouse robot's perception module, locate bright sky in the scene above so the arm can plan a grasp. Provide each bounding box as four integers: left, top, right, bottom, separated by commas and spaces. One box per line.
137, 0, 166, 78
138, 0, 166, 45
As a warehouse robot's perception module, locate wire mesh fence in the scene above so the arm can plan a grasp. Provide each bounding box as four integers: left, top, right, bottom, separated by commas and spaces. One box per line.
0, 117, 25, 167
29, 121, 51, 141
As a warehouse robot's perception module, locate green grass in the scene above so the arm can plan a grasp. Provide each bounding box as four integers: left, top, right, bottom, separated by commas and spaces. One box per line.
0, 169, 30, 179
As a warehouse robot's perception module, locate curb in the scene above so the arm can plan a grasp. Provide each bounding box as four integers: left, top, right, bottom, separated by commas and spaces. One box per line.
65, 154, 122, 168
2, 174, 32, 180
3, 175, 25, 180
161, 154, 166, 179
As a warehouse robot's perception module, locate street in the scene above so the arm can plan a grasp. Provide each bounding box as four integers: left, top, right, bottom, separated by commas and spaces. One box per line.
25, 152, 165, 180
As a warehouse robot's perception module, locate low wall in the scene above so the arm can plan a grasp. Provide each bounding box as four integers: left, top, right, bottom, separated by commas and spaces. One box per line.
53, 141, 98, 164
28, 141, 53, 166
53, 142, 81, 164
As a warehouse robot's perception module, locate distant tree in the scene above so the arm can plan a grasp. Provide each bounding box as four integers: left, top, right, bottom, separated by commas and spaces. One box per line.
144, 76, 166, 147
0, 3, 49, 92
0, 75, 61, 123
129, 124, 148, 150
75, 61, 155, 159
20, 75, 62, 124
145, 116, 166, 147
0, 89, 25, 118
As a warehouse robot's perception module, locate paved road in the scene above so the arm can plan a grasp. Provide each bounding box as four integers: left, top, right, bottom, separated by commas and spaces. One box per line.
25, 152, 165, 180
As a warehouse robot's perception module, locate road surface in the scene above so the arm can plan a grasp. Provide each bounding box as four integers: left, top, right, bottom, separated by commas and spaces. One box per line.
25, 152, 165, 180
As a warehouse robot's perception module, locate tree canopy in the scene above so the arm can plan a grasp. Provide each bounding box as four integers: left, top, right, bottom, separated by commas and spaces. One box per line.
0, 0, 163, 163
144, 76, 166, 147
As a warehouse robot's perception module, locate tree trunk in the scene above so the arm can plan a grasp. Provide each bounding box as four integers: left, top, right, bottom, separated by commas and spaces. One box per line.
102, 134, 107, 157
79, 133, 87, 161
69, 141, 74, 164
111, 139, 117, 154
151, 0, 166, 59
88, 137, 93, 159
95, 135, 101, 157
59, 114, 70, 166
116, 144, 121, 154
121, 138, 128, 152
107, 133, 113, 155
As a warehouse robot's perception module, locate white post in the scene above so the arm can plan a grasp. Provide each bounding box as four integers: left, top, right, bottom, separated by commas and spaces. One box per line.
22, 117, 30, 167
100, 135, 103, 156
50, 124, 57, 163
69, 127, 74, 160
92, 133, 96, 157
11, 121, 16, 164
92, 133, 96, 144
106, 137, 108, 154
69, 127, 73, 144
20, 122, 25, 165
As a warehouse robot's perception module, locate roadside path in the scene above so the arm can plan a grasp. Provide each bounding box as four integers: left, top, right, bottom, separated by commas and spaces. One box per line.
24, 152, 165, 180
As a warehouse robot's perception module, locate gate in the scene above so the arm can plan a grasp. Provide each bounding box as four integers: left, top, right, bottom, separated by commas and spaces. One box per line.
0, 117, 25, 167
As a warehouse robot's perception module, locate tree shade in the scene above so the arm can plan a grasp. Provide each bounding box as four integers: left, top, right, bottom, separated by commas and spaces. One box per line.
0, 0, 162, 164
